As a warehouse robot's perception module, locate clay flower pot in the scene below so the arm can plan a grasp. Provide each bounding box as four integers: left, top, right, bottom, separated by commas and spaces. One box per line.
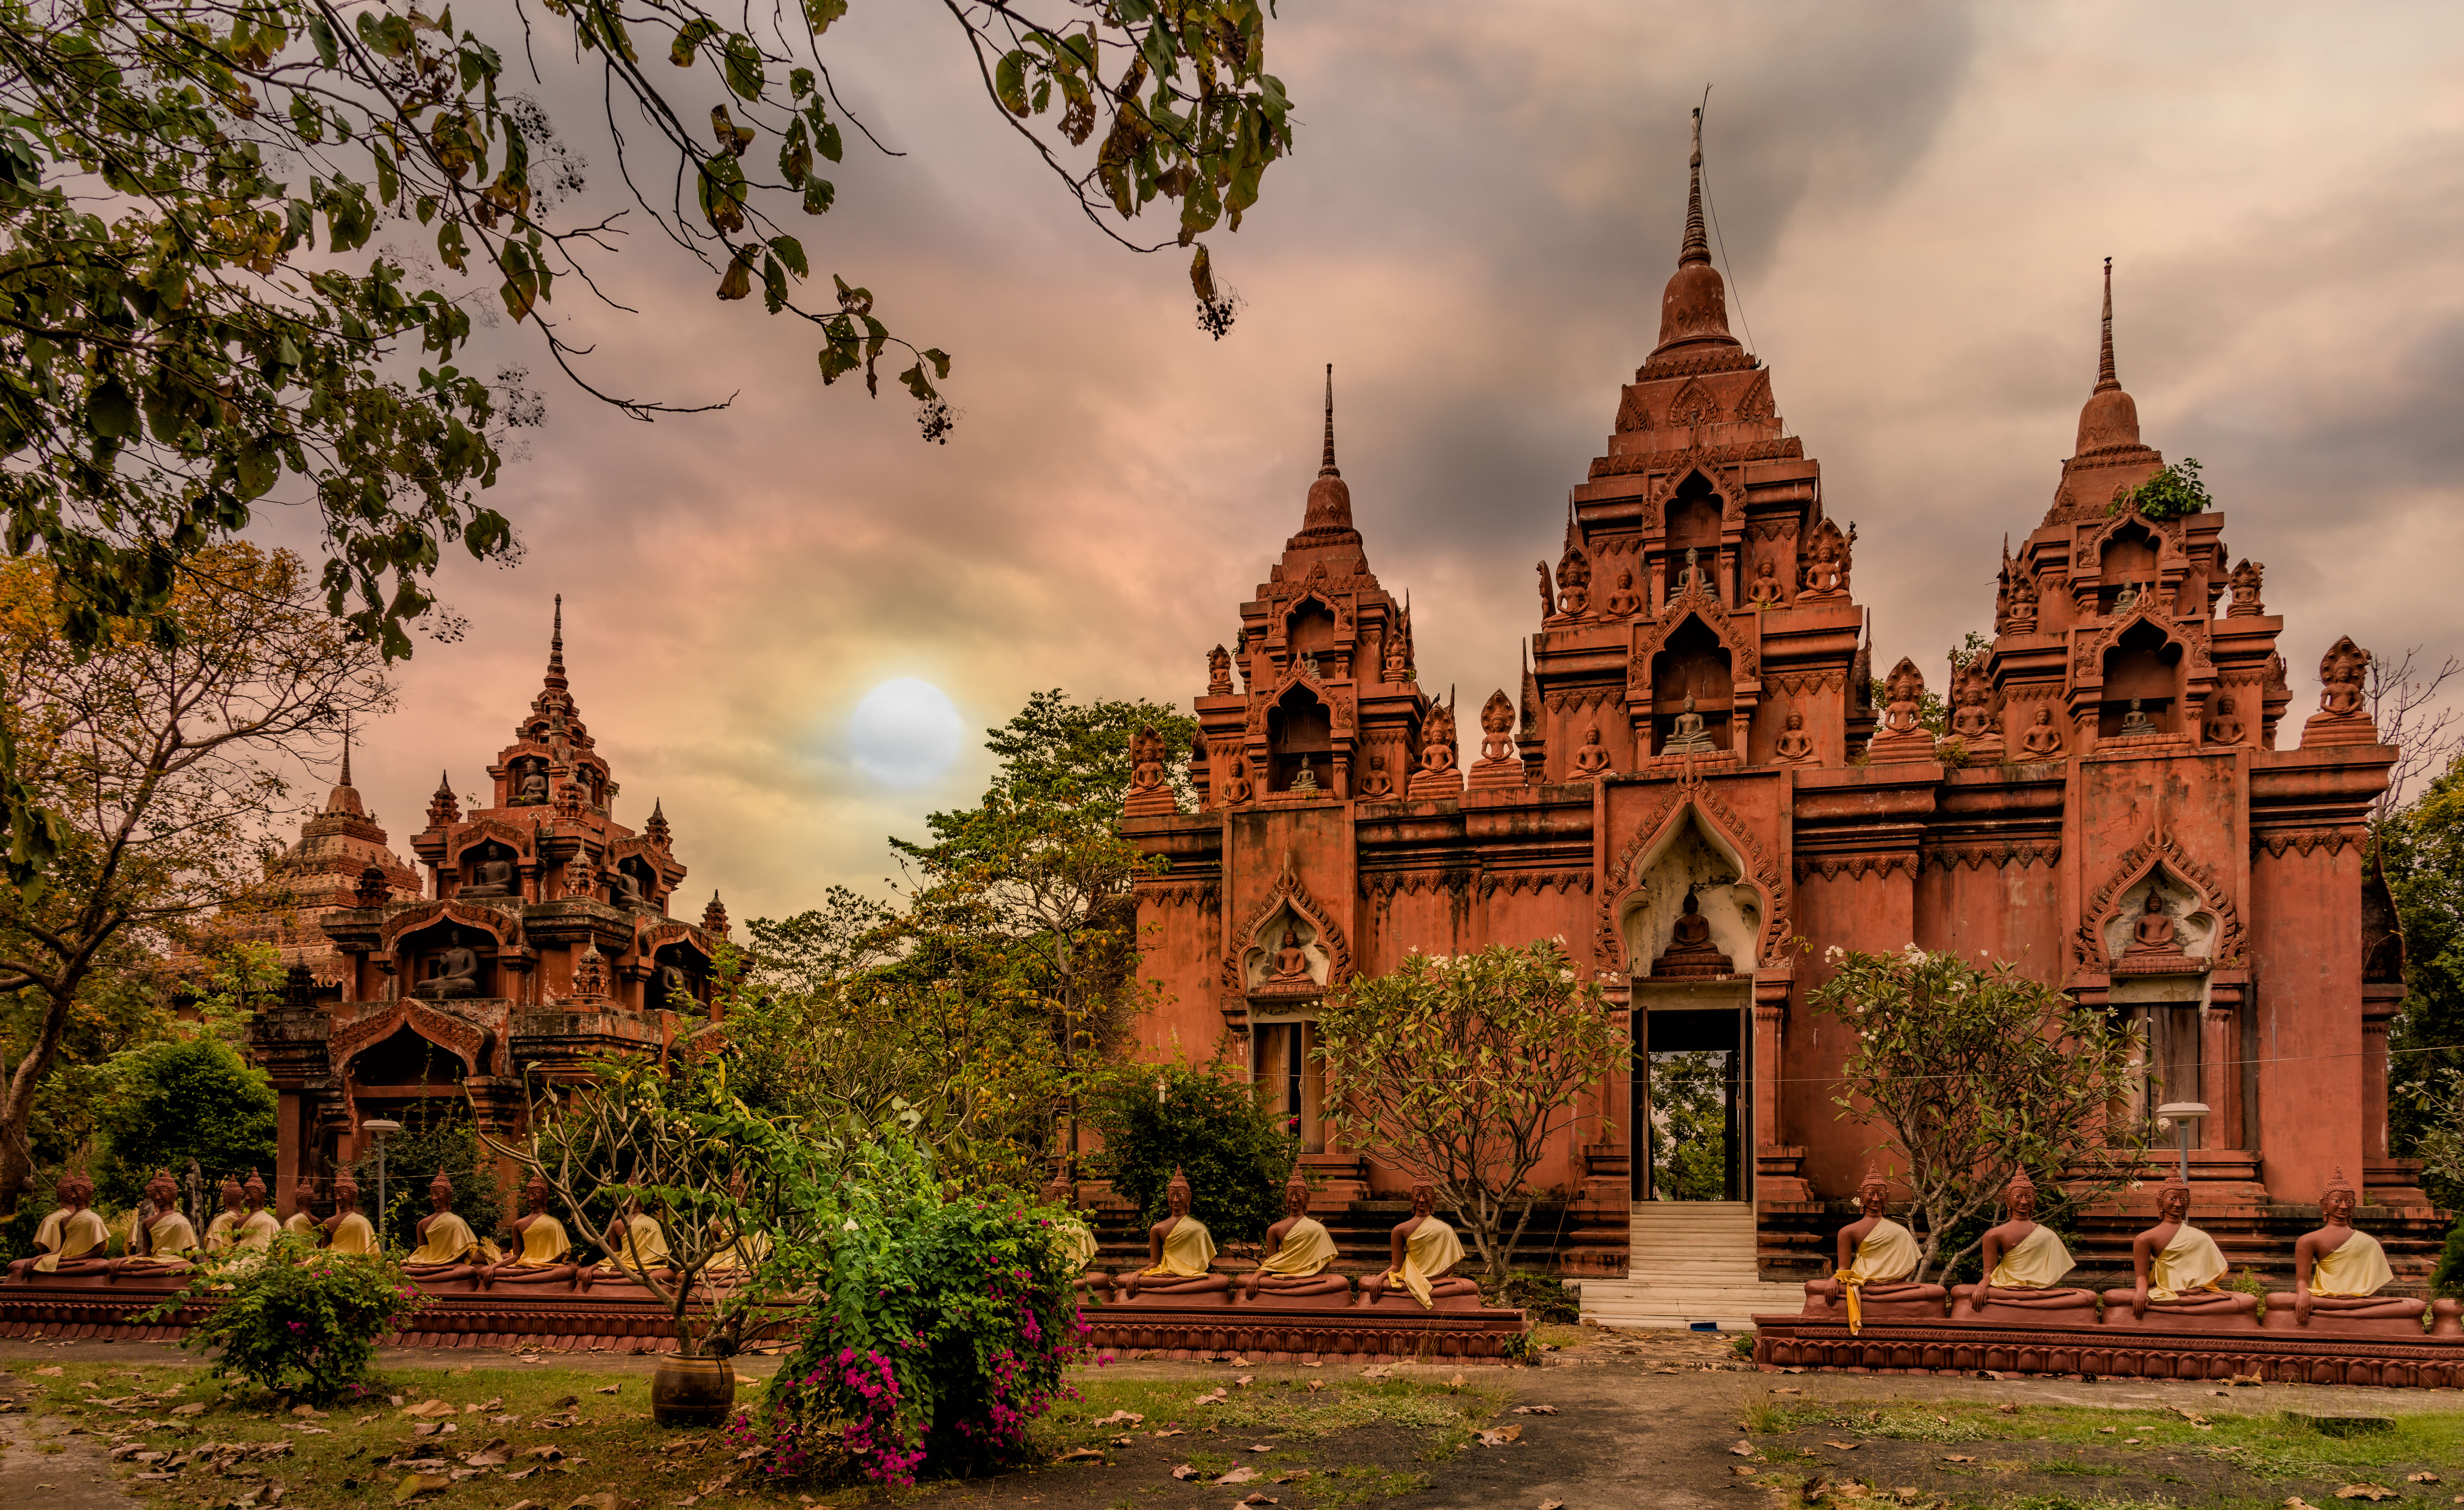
650, 1353, 737, 1426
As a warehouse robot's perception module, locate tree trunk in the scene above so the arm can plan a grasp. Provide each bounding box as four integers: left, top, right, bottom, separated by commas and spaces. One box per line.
0, 983, 73, 1218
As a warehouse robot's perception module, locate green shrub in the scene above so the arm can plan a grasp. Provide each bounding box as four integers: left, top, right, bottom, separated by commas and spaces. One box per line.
1480, 1270, 1578, 1323
2433, 1212, 2464, 1299
147, 1234, 424, 1401
1084, 1060, 1296, 1242
2113, 457, 2211, 521
95, 1037, 276, 1208
349, 1110, 504, 1254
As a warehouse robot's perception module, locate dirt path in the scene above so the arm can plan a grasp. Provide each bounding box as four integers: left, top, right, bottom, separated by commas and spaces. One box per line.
0, 1368, 139, 1510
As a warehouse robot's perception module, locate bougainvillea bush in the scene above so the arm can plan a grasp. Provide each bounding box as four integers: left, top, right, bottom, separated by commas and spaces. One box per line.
730, 1137, 1085, 1484
146, 1234, 424, 1401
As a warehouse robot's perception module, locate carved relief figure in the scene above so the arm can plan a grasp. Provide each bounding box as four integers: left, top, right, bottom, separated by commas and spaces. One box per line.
1207, 644, 1233, 696
460, 850, 517, 899
1476, 689, 1516, 764
2102, 1176, 2258, 1322
1949, 667, 1995, 741
2018, 705, 2066, 760
1118, 1168, 1230, 1300
2125, 888, 2180, 956
1381, 637, 1408, 682
1604, 569, 1643, 618
1128, 726, 1168, 792
1801, 1165, 1946, 1332
1556, 546, 1592, 617
513, 761, 548, 805
1241, 1177, 1349, 1303
1216, 752, 1255, 808
2118, 697, 2158, 737
1535, 560, 1558, 621
1800, 518, 1852, 599
1356, 753, 1394, 799
2226, 558, 2265, 618
2005, 569, 2039, 629
1879, 659, 1926, 736
1774, 707, 1814, 764
2203, 694, 2246, 747
1358, 1182, 1479, 1308
2318, 636, 2370, 718
2270, 1168, 2427, 1326
1419, 700, 1459, 775
1747, 555, 1782, 607
1267, 927, 1314, 984
1572, 725, 1613, 778
1663, 695, 1716, 755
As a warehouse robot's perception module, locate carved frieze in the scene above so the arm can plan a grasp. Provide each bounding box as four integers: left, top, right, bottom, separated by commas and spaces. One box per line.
1919, 842, 2062, 873
2254, 829, 2360, 861
1792, 854, 1919, 884
1477, 869, 1596, 900
1587, 435, 1803, 482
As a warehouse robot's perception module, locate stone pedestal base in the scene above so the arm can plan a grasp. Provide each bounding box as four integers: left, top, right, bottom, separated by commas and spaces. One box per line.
1464, 757, 1524, 791
1110, 1281, 1233, 1307
1753, 1311, 2464, 1388
1357, 1288, 1489, 1314
1949, 1286, 2100, 1326
2095, 1292, 2261, 1331
1082, 1300, 1526, 1363
1406, 767, 1464, 799
2262, 1293, 2430, 1337
1800, 1285, 1948, 1324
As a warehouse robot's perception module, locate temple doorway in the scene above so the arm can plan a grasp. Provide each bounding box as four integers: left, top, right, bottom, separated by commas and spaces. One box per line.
1635, 1005, 1748, 1201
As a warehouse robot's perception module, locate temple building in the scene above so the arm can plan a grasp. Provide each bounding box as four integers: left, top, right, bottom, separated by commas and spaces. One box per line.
1125, 127, 2438, 1296
249, 599, 730, 1208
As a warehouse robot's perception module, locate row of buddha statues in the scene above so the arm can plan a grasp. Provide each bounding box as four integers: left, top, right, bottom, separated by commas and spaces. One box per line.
1043, 1169, 1493, 1311
1802, 1165, 2462, 1338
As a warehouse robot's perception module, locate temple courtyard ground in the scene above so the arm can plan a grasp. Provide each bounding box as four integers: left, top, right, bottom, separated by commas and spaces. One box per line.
4, 1328, 2461, 1510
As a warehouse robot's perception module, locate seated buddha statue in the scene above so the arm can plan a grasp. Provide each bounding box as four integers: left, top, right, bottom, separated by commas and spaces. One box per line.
320, 1176, 379, 1256
1265, 928, 1313, 986
2264, 1169, 2428, 1334
1571, 725, 1613, 779
581, 1197, 677, 1294
401, 1172, 495, 1286
1241, 1176, 1348, 1304
1747, 557, 1783, 607
1803, 1165, 1947, 1331
282, 1178, 321, 1241
703, 1168, 773, 1285
1355, 753, 1394, 799
2099, 1176, 2259, 1326
515, 765, 548, 805
1041, 1179, 1112, 1303
2018, 705, 2066, 760
1673, 547, 1708, 598
1605, 570, 1643, 618
1663, 695, 1716, 755
1775, 709, 1815, 763
1116, 1168, 1230, 1303
460, 854, 518, 899
239, 1170, 282, 1249
7, 1172, 112, 1281
203, 1174, 279, 1255
2203, 694, 2246, 747
608, 866, 647, 908
110, 1170, 201, 1281
1650, 890, 1733, 980
2118, 698, 2158, 737
1950, 1170, 2097, 1323
414, 943, 482, 1000
1359, 1182, 1481, 1309
481, 1176, 582, 1291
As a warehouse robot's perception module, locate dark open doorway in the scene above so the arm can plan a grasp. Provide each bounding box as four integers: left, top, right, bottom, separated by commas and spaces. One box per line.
1634, 1006, 1748, 1201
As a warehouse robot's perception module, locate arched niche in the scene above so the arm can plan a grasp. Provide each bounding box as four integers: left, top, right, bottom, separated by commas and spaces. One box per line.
1618, 813, 1762, 976
456, 838, 521, 899
507, 755, 552, 806
1242, 903, 1330, 991
611, 853, 662, 911
1267, 684, 1333, 793
396, 918, 501, 1001
1649, 617, 1734, 754
1662, 474, 1723, 599
2100, 619, 2183, 736
649, 939, 712, 1013
1284, 597, 1338, 666
2097, 522, 2160, 612
2103, 867, 2219, 965
349, 1022, 471, 1091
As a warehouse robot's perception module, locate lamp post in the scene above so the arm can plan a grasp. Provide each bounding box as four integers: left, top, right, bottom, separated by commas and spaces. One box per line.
362, 1119, 403, 1254
2155, 1101, 2209, 1185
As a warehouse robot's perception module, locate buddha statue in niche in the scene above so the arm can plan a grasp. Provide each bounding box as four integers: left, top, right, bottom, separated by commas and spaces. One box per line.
1747, 556, 1783, 607
1802, 1165, 1946, 1332
7, 1172, 111, 1280
1663, 695, 1715, 755
1241, 1177, 1349, 1304
653, 961, 694, 1012
1117, 1167, 1230, 1302
482, 1176, 581, 1291
1042, 1179, 1111, 1303
110, 1169, 200, 1279
2203, 694, 2246, 747
460, 851, 517, 898
2265, 1168, 2428, 1330
1355, 753, 1393, 799
1651, 889, 1734, 979
1265, 927, 1313, 985
1949, 1170, 2096, 1321
1604, 570, 1643, 618
514, 762, 548, 805
1571, 725, 1613, 778
2118, 698, 2158, 737
1674, 546, 1709, 598
321, 1176, 378, 1256
2100, 1176, 2259, 1324
2018, 706, 2066, 760
609, 865, 647, 908
2124, 889, 2181, 958
1359, 1182, 1480, 1309
1774, 708, 1814, 764
402, 1172, 495, 1285
414, 941, 482, 1000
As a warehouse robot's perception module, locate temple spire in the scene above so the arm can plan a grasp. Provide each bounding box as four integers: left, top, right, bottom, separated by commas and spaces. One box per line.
2072, 258, 2143, 457
1319, 363, 1339, 477
1290, 364, 1360, 547
339, 715, 353, 789
1681, 105, 1710, 268
545, 594, 568, 693
2095, 256, 2120, 394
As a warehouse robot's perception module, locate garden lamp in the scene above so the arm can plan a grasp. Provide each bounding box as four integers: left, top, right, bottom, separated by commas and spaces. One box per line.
2155, 1101, 2208, 1184
362, 1118, 403, 1253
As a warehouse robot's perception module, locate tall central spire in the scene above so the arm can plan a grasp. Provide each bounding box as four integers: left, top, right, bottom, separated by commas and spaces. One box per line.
1290, 364, 1361, 549
2072, 257, 2143, 457
1651, 107, 1741, 362
1681, 106, 1711, 268
545, 594, 568, 693
2094, 256, 2120, 394
1318, 362, 1339, 477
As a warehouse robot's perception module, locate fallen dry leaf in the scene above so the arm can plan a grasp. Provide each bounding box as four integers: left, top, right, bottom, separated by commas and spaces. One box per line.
290, 1405, 327, 1419
528, 1446, 568, 1461
1053, 1448, 1104, 1463
1236, 1496, 1277, 1508
1943, 1455, 1976, 1464
1447, 1371, 1465, 1391
1307, 1380, 1325, 1394
569, 1495, 619, 1510
1228, 1356, 1252, 1366
1235, 1375, 1255, 1387
1732, 1465, 1757, 1477
32, 1367, 61, 1378
463, 1438, 512, 1468
1996, 1402, 2020, 1414
1192, 1387, 1229, 1406
393, 1474, 451, 1503
1170, 1464, 1199, 1481
1475, 1426, 1524, 1448
1823, 1441, 1862, 1451
1512, 1405, 1559, 1416
1152, 1428, 1185, 1438
1301, 1361, 1321, 1369
402, 1400, 458, 1420
596, 1385, 620, 1395
1214, 1465, 1260, 1485
2334, 1490, 2398, 1503
2407, 1473, 2442, 1485
1092, 1410, 1144, 1427
1729, 1439, 1755, 1456
1541, 1501, 1567, 1510
1775, 1387, 1804, 1395
172, 1401, 207, 1417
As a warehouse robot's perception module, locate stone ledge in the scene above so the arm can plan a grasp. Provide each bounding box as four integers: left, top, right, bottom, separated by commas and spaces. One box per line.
1752, 1314, 2464, 1388
1081, 1301, 1528, 1363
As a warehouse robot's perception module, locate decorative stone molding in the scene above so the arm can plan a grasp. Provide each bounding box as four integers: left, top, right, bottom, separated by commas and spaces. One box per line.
1221, 851, 1353, 992
1919, 842, 2061, 873
1587, 436, 1802, 481
1478, 869, 1595, 900
1792, 854, 1918, 883
378, 899, 523, 953
328, 996, 492, 1081
1137, 879, 1222, 911
2253, 829, 2360, 860
1629, 582, 1761, 687
1768, 669, 1847, 699
1595, 765, 1790, 972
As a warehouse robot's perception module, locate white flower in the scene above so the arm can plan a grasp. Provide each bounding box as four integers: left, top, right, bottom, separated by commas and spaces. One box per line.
842, 1217, 860, 1231
1558, 969, 1574, 983
1823, 945, 1845, 965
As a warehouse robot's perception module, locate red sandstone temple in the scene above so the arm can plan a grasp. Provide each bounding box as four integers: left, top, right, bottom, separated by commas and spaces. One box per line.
1123, 135, 2437, 1310
246, 599, 731, 1206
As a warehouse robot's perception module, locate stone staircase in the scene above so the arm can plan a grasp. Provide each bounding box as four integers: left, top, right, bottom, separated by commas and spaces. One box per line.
1576, 1201, 1804, 1331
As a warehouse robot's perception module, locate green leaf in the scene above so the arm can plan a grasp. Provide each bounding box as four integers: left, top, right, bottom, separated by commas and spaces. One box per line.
817, 120, 843, 164
994, 50, 1031, 116
669, 16, 720, 65
804, 0, 849, 34
801, 177, 835, 215
722, 34, 764, 100
87, 377, 138, 439
920, 348, 950, 380
308, 14, 339, 67
766, 235, 808, 278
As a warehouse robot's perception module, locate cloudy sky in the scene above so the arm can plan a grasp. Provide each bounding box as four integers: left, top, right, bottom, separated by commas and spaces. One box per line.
294, 1, 2464, 925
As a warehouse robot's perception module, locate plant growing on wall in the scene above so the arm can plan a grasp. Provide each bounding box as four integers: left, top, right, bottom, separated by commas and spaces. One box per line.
1316, 939, 1617, 1281
1807, 944, 2151, 1284
2113, 458, 2212, 520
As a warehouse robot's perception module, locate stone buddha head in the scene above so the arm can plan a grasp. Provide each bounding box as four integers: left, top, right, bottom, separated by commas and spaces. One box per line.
2033, 706, 2052, 726
242, 1169, 268, 1210
332, 1176, 361, 1215
522, 1175, 555, 1214
2156, 1176, 2191, 1224
1284, 1177, 1312, 1220
219, 1175, 245, 1214
2003, 1169, 2037, 1222
1164, 1168, 1193, 1219
2321, 1169, 2357, 1226
293, 1177, 319, 1217
145, 1169, 180, 1213
428, 1171, 455, 1213
1042, 1178, 1076, 1211
1409, 1181, 1437, 1219
56, 1172, 93, 1211
1857, 1165, 1889, 1218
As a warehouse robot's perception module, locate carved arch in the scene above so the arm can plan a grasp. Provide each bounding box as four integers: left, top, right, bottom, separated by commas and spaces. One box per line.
1666, 377, 1719, 427
379, 899, 522, 953
1732, 369, 1776, 423
2075, 507, 2185, 575
329, 997, 490, 1082
1630, 601, 1760, 688
2069, 606, 2196, 686
2074, 829, 2245, 970
1640, 466, 1744, 534
446, 819, 532, 867
1594, 770, 1790, 972
636, 919, 714, 958
1220, 850, 1354, 992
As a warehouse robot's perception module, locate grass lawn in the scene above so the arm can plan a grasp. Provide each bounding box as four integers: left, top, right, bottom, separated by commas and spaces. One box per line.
6, 1355, 1505, 1509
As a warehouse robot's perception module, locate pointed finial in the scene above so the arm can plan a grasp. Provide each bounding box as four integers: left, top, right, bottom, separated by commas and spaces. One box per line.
2095, 257, 2119, 394
545, 594, 569, 691
340, 714, 353, 790
1681, 102, 1711, 267
1319, 363, 1338, 478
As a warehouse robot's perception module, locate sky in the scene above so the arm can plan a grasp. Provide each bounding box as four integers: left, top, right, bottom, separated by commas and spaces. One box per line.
284, 1, 2464, 925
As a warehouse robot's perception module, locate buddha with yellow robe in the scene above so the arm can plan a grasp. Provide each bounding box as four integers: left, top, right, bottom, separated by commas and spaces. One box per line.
1241, 1176, 1348, 1303
1802, 1165, 1946, 1332
2264, 1169, 2427, 1333
580, 1198, 677, 1293
1116, 1168, 1230, 1302
2100, 1176, 2258, 1327
283, 1178, 322, 1241
1042, 1179, 1112, 1303
481, 1176, 580, 1291
1951, 1170, 2097, 1323
703, 1170, 772, 1284
109, 1170, 200, 1280
320, 1176, 379, 1257
201, 1175, 252, 1254
401, 1172, 496, 1286
1359, 1182, 1480, 1309
7, 1172, 112, 1281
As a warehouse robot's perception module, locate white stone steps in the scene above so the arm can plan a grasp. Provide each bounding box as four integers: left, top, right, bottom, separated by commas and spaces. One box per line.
1581, 1200, 1802, 1331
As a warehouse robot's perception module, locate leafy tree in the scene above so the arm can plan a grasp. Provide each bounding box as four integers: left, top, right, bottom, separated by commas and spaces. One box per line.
2381, 756, 2464, 1209
2114, 458, 2212, 520
93, 1035, 276, 1208
1082, 1058, 1294, 1243
1647, 1049, 1730, 1201
0, 544, 387, 1216
347, 1106, 499, 1254
0, 0, 1295, 667
1316, 939, 1618, 1281
1806, 944, 2150, 1284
